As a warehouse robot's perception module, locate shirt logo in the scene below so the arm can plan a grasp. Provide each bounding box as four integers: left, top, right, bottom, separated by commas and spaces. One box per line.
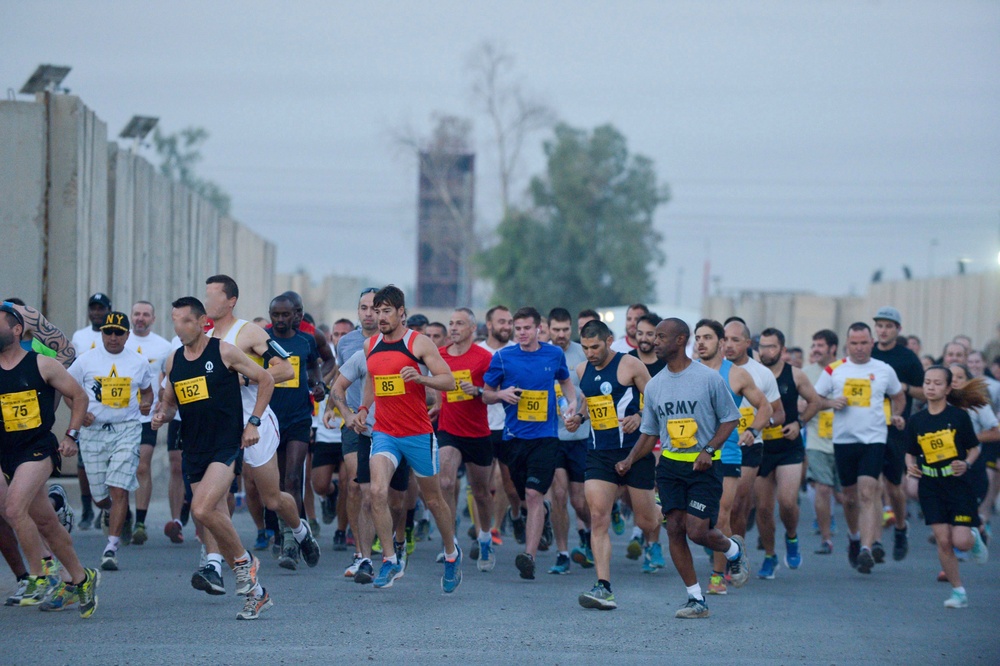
205, 361, 214, 373
600, 381, 613, 396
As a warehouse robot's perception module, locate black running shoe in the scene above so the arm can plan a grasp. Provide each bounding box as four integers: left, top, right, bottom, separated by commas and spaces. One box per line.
354, 559, 374, 585
191, 565, 225, 595
299, 525, 321, 568
893, 527, 909, 561
515, 552, 535, 580
848, 539, 860, 569
871, 541, 885, 564
857, 548, 875, 574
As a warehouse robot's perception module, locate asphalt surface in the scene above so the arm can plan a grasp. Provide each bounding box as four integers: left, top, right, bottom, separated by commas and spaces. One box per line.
3, 480, 999, 666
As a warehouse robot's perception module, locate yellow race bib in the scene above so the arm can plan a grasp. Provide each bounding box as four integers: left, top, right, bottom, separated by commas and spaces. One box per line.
99, 376, 132, 409
175, 376, 209, 405
446, 369, 474, 403
517, 389, 548, 422
275, 355, 301, 389
818, 411, 834, 439
587, 394, 620, 431
737, 406, 755, 434
1, 390, 42, 431
918, 429, 959, 464
667, 418, 698, 448
762, 424, 784, 441
883, 398, 892, 426
843, 378, 871, 407
374, 374, 404, 397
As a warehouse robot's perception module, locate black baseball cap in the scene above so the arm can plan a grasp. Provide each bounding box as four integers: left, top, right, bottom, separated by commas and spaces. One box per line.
100, 312, 130, 332
89, 293, 112, 309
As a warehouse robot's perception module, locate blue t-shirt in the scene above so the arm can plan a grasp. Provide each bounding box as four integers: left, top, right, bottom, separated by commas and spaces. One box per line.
267, 330, 318, 428
483, 343, 569, 440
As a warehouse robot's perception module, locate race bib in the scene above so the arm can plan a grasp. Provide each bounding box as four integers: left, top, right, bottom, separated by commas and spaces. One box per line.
918, 429, 959, 465
374, 374, 404, 397
99, 376, 132, 409
517, 389, 548, 422
175, 376, 209, 405
446, 369, 473, 403
762, 424, 784, 441
818, 411, 833, 439
1, 390, 42, 431
883, 398, 892, 426
587, 394, 619, 431
737, 406, 755, 433
275, 355, 300, 389
667, 418, 698, 448
555, 382, 564, 399
843, 378, 871, 407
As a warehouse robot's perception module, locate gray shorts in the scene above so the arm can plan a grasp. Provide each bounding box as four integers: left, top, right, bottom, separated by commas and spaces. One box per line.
79, 420, 142, 501
806, 449, 840, 491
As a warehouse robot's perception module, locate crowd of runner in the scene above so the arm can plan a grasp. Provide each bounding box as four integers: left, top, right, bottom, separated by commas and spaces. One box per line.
0, 284, 995, 620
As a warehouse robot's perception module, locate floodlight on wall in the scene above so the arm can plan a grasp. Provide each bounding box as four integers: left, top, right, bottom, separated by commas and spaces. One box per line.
119, 116, 159, 153
20, 65, 72, 94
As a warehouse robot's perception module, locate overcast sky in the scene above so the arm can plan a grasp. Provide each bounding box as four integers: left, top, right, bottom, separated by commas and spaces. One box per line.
3, 1, 998, 309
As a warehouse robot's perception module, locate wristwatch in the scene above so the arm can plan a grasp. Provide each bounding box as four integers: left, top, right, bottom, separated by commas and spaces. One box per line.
748, 427, 760, 438
65, 429, 80, 442
477, 386, 484, 396
703, 446, 716, 456
247, 415, 262, 427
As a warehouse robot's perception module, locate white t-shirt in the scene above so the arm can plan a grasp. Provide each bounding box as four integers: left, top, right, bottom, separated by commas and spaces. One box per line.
125, 332, 173, 424
967, 404, 999, 436
339, 350, 375, 436
609, 337, 637, 354
477, 339, 515, 432
68, 346, 154, 424
735, 357, 780, 444
813, 357, 901, 445
803, 363, 834, 454
71, 327, 103, 354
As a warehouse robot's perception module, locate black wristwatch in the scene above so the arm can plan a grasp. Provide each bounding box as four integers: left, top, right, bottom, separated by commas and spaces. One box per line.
703, 446, 716, 456
247, 415, 262, 427
748, 427, 760, 438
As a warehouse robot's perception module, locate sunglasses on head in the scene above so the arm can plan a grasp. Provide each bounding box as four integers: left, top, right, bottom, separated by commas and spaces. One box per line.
102, 328, 128, 337
0, 302, 25, 329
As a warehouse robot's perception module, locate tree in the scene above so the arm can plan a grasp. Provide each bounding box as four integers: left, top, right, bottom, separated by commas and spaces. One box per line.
478, 123, 669, 316
153, 126, 231, 215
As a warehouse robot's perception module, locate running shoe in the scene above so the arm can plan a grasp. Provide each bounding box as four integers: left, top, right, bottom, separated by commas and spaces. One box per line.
510, 508, 527, 545
442, 546, 462, 593
5, 576, 29, 606
394, 541, 407, 578
814, 540, 833, 555
309, 518, 321, 537
253, 529, 271, 551
549, 553, 571, 575
344, 555, 363, 577
848, 538, 861, 569
76, 568, 100, 619
784, 535, 802, 570
467, 525, 477, 540
539, 501, 554, 551
641, 550, 657, 574
371, 537, 382, 555
707, 573, 727, 595
415, 518, 431, 541
571, 545, 594, 568
579, 583, 617, 610
435, 550, 447, 564
943, 589, 968, 609
856, 548, 875, 574
611, 501, 625, 535
871, 541, 886, 563
758, 554, 778, 579
321, 494, 336, 524
233, 555, 261, 596
191, 565, 226, 595
100, 549, 118, 572
477, 538, 495, 572
882, 509, 895, 528
278, 531, 299, 571
490, 528, 503, 546
132, 522, 148, 546
515, 552, 535, 580
346, 528, 356, 548
333, 530, 348, 552
354, 558, 374, 585
48, 484, 74, 533
42, 557, 61, 587
728, 535, 750, 588
893, 525, 909, 561
237, 588, 273, 620
626, 536, 643, 560
970, 527, 989, 564
299, 525, 322, 568
18, 575, 48, 606
38, 581, 78, 611
271, 531, 283, 559
405, 526, 416, 555
164, 520, 185, 544
373, 559, 404, 588
468, 541, 480, 561
675, 596, 710, 619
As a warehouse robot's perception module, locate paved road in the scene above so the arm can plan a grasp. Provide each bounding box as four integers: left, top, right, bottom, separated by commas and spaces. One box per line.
4, 482, 999, 665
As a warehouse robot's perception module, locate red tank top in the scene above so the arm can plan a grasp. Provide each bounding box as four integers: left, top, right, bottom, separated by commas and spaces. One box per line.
366, 329, 432, 437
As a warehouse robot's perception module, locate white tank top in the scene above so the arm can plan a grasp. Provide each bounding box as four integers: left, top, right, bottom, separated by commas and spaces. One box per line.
208, 319, 266, 419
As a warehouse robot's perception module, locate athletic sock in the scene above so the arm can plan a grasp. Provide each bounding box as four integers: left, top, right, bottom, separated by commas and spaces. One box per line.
385, 553, 398, 565
136, 509, 147, 524
725, 539, 741, 560
207, 553, 224, 575
559, 550, 569, 558
479, 530, 491, 543
250, 582, 263, 597
953, 586, 966, 595
444, 547, 458, 562
292, 521, 309, 543
631, 526, 643, 539
686, 583, 703, 600
107, 536, 120, 551
850, 532, 861, 541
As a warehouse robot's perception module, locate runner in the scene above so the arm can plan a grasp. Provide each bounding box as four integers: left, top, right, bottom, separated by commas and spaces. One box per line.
123, 301, 174, 546
426, 322, 448, 348
0, 301, 100, 617
359, 285, 462, 591
574, 319, 656, 610
483, 306, 577, 580
577, 309, 600, 334
904, 365, 989, 608
615, 318, 749, 618
694, 318, 772, 594
755, 327, 822, 578
813, 322, 905, 574
610, 304, 649, 354
546, 308, 592, 575
435, 308, 496, 571
66, 312, 154, 571
948, 364, 999, 539
152, 296, 275, 619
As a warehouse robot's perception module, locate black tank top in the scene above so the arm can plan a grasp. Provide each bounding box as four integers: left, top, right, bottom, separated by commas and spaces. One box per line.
0, 351, 58, 452
773, 362, 802, 445
169, 338, 243, 453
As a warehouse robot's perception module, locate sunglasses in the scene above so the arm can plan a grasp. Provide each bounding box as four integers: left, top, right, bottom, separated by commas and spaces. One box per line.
0, 302, 25, 329
102, 328, 128, 337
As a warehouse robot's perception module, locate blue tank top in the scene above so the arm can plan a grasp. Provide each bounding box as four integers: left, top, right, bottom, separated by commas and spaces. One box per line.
719, 359, 742, 465
580, 353, 639, 451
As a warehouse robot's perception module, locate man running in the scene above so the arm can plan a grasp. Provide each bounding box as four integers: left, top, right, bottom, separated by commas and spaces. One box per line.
153, 296, 275, 619
755, 327, 821, 578
616, 318, 749, 618
610, 304, 650, 354
574, 320, 656, 610
483, 306, 577, 580
804, 330, 844, 554
813, 322, 905, 574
